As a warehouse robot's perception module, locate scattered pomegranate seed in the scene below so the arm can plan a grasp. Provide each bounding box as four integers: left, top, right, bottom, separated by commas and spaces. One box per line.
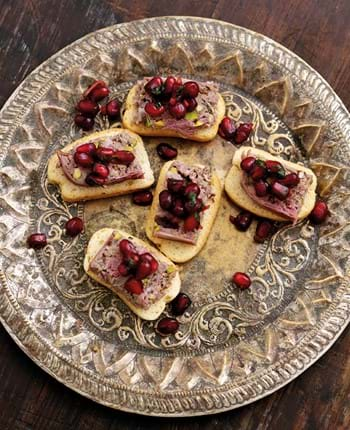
74, 151, 94, 168
240, 156, 256, 173
250, 163, 267, 181
135, 260, 152, 280
218, 117, 236, 140
124, 277, 143, 295
74, 114, 94, 131
83, 80, 107, 99
27, 233, 47, 249
254, 220, 274, 243
145, 102, 165, 117
118, 263, 130, 277
155, 214, 180, 229
169, 102, 186, 119
230, 211, 253, 231
254, 180, 268, 197
76, 99, 99, 117
93, 163, 109, 179
156, 143, 178, 160
85, 173, 106, 186
278, 173, 300, 187
167, 178, 185, 194
171, 293, 191, 316
159, 190, 174, 210
184, 182, 200, 198
271, 181, 289, 200
309, 200, 329, 224
65, 217, 84, 237
172, 198, 186, 218
132, 190, 153, 206
183, 97, 197, 112
102, 99, 120, 120
183, 214, 200, 232
265, 160, 285, 177
145, 76, 163, 95
90, 86, 109, 102
140, 253, 159, 273
184, 197, 203, 214
76, 143, 96, 157
164, 76, 176, 94
232, 272, 251, 289
119, 239, 135, 258
95, 147, 114, 162
169, 96, 177, 106
156, 317, 179, 336
234, 123, 253, 144
183, 81, 199, 98
112, 150, 135, 166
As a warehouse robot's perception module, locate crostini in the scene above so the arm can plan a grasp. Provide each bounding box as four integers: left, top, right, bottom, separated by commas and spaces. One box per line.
47, 128, 154, 202
225, 147, 317, 222
146, 160, 222, 263
84, 228, 181, 320
122, 76, 226, 142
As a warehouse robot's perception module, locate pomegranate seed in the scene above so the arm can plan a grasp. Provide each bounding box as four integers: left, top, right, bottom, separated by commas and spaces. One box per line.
172, 79, 183, 95
95, 146, 114, 162
93, 163, 109, 179
126, 252, 140, 270
156, 143, 178, 160
169, 102, 186, 119
240, 157, 256, 173
65, 217, 84, 237
74, 114, 94, 131
234, 123, 253, 144
232, 272, 251, 290
159, 190, 174, 210
144, 76, 163, 95
271, 181, 289, 200
183, 81, 200, 98
156, 317, 179, 336
172, 198, 186, 218
145, 102, 165, 117
250, 163, 267, 181
155, 214, 180, 229
112, 150, 135, 166
183, 97, 197, 112
27, 233, 47, 249
218, 117, 236, 140
169, 96, 177, 106
119, 239, 135, 257
184, 197, 203, 214
124, 277, 143, 295
76, 99, 99, 117
90, 86, 109, 102
74, 152, 94, 168
171, 293, 191, 316
85, 174, 106, 186
76, 143, 96, 157
117, 263, 129, 277
103, 99, 120, 119
167, 178, 185, 194
164, 76, 176, 94
278, 173, 300, 187
230, 211, 253, 231
183, 214, 200, 232
265, 160, 285, 177
132, 190, 153, 206
184, 182, 200, 199
140, 253, 158, 273
254, 180, 268, 197
254, 220, 273, 243
309, 200, 329, 224
83, 80, 107, 99
135, 260, 152, 280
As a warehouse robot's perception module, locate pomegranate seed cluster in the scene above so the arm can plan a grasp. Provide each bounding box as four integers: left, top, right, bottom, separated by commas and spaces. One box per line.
143, 76, 200, 120
218, 116, 253, 145
74, 80, 120, 131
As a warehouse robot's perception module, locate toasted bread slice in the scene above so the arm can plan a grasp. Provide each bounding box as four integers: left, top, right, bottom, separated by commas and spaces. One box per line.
225, 147, 317, 221
122, 81, 226, 142
146, 161, 222, 263
84, 228, 181, 320
47, 128, 154, 202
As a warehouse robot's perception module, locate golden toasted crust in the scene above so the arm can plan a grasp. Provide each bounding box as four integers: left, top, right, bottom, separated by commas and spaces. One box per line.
146, 161, 223, 263
122, 83, 226, 142
224, 147, 317, 221
83, 228, 181, 321
47, 128, 154, 202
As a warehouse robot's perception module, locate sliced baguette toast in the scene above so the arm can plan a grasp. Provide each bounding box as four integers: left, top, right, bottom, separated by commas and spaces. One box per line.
146, 161, 222, 263
84, 228, 181, 321
47, 128, 154, 202
122, 81, 226, 142
225, 147, 317, 221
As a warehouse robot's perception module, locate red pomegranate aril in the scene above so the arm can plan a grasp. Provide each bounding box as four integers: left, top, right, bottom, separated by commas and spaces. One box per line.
218, 117, 236, 140
183, 214, 200, 232
74, 114, 94, 131
254, 220, 273, 243
250, 164, 267, 181
135, 260, 152, 280
278, 173, 300, 187
95, 147, 114, 162
118, 263, 129, 277
76, 143, 96, 157
309, 200, 329, 224
85, 173, 106, 186
167, 178, 185, 194
156, 143, 178, 160
254, 180, 268, 197
104, 99, 120, 119
240, 156, 256, 173
164, 76, 176, 94
265, 160, 283, 175
140, 253, 159, 273
76, 99, 99, 117
145, 102, 165, 117
27, 233, 47, 249
156, 317, 179, 336
169, 96, 177, 106
184, 97, 197, 112
144, 76, 163, 95
169, 102, 186, 119
159, 190, 174, 210
184, 197, 203, 214
172, 198, 186, 218
74, 151, 94, 167
183, 81, 199, 98
184, 182, 200, 199
83, 80, 107, 99
271, 181, 289, 200
234, 123, 253, 144
132, 190, 153, 206
90, 86, 109, 102
112, 150, 135, 166
171, 293, 191, 316
93, 163, 109, 179
124, 277, 143, 295
65, 217, 84, 237
119, 239, 135, 257
230, 211, 253, 232
232, 272, 251, 290
155, 214, 180, 229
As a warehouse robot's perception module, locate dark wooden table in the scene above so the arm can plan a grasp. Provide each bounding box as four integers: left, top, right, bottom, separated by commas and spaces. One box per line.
1, 1, 349, 429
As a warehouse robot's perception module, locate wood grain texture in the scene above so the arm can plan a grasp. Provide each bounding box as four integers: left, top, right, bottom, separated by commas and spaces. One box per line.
0, 0, 349, 429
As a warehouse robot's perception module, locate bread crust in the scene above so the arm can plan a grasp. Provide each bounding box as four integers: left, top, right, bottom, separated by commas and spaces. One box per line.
146, 161, 222, 263
47, 128, 154, 202
84, 228, 181, 321
224, 147, 317, 221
